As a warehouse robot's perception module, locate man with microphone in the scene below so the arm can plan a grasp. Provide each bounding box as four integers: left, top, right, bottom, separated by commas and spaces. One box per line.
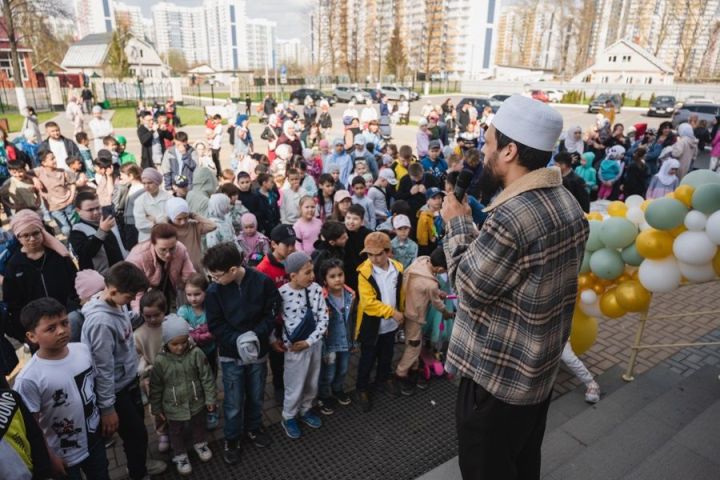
441, 95, 589, 480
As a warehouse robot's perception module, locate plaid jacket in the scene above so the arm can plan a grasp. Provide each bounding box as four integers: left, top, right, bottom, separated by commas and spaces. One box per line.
444, 168, 589, 405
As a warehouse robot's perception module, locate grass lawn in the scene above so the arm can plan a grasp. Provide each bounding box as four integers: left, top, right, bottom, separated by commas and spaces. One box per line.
108, 106, 210, 128
2, 111, 56, 133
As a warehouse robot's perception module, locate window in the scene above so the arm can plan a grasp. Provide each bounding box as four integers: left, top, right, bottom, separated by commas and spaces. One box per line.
0, 52, 28, 81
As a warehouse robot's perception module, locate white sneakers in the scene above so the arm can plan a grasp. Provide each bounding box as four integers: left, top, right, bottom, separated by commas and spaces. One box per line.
585, 381, 601, 404
193, 442, 213, 462
172, 454, 192, 476
157, 434, 170, 453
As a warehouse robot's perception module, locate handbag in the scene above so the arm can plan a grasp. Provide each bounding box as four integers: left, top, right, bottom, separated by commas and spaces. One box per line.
283, 289, 316, 344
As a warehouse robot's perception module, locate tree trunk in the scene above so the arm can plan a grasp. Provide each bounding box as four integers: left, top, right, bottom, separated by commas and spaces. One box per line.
2, 0, 28, 111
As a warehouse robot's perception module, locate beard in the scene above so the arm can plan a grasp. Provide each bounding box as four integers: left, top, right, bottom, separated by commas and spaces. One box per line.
477, 152, 503, 205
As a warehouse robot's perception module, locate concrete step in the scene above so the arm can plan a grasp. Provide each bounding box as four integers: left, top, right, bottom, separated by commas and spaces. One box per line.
625, 398, 720, 480
544, 365, 720, 480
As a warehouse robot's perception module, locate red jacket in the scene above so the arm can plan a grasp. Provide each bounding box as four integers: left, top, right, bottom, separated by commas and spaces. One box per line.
255, 254, 287, 289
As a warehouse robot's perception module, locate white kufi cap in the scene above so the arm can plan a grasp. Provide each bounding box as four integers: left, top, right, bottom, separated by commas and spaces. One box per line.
492, 95, 563, 152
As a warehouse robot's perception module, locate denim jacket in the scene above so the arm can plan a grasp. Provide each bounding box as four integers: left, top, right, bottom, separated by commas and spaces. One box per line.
323, 287, 356, 353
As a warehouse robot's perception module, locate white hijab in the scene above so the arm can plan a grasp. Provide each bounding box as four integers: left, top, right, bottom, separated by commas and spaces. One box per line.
657, 158, 680, 186
564, 126, 584, 154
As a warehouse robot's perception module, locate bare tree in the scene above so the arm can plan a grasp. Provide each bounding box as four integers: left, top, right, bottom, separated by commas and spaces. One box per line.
675, 0, 710, 80
652, 0, 678, 57
1, 0, 73, 110
573, 0, 596, 72
422, 0, 444, 76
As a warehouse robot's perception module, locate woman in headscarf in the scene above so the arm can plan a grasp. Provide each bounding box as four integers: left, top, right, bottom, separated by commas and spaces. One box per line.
646, 157, 680, 199
232, 114, 254, 172
166, 197, 216, 272
261, 114, 282, 162
127, 223, 195, 312
236, 212, 270, 266
303, 97, 317, 125
276, 120, 303, 157
186, 166, 218, 217
205, 193, 239, 249
559, 126, 586, 155
672, 123, 699, 179
3, 210, 79, 341
133, 167, 171, 243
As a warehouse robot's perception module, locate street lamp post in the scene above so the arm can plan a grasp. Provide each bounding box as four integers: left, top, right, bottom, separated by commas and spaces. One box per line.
210, 75, 215, 105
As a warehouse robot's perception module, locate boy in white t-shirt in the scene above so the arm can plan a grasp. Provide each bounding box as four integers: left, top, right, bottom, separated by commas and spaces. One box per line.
14, 297, 109, 479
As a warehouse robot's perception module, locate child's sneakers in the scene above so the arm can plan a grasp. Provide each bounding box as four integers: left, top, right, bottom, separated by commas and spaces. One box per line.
299, 411, 322, 429
398, 375, 417, 396
222, 439, 241, 465
317, 397, 336, 415
172, 454, 192, 476
282, 418, 302, 439
585, 381, 601, 404
334, 390, 352, 406
206, 411, 219, 431
357, 390, 372, 412
158, 434, 170, 453
193, 442, 213, 462
246, 428, 272, 448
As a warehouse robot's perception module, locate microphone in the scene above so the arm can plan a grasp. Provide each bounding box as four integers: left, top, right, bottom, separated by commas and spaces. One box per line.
453, 170, 474, 203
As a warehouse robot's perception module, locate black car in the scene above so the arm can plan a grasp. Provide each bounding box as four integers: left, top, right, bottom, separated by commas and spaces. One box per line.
490, 94, 511, 103
289, 88, 336, 106
456, 97, 501, 114
647, 96, 677, 117
587, 93, 622, 113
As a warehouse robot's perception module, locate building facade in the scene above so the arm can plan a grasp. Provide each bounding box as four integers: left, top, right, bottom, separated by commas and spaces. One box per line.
74, 0, 115, 39
204, 0, 248, 71
113, 2, 145, 40
246, 18, 276, 71
572, 39, 674, 85
152, 2, 209, 67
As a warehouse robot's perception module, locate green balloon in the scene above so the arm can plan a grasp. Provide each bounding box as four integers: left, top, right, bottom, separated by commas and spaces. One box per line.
586, 220, 605, 251
645, 197, 689, 230
600, 217, 638, 249
621, 242, 644, 266
580, 250, 591, 273
680, 169, 720, 188
691, 183, 720, 215
590, 248, 625, 280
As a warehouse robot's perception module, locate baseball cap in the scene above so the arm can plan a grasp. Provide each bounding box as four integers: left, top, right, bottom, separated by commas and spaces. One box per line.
334, 190, 351, 203
270, 224, 297, 245
360, 232, 392, 255
378, 168, 397, 185
173, 175, 189, 189
428, 139, 442, 150
392, 214, 411, 229
426, 187, 446, 200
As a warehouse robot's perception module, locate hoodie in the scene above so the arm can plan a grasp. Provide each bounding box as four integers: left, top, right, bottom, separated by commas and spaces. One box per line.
186, 167, 218, 217
311, 238, 345, 280
402, 256, 447, 325
81, 297, 140, 414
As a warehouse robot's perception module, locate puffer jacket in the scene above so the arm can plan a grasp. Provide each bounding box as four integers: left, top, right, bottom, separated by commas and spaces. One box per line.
354, 258, 405, 344
149, 344, 216, 421
402, 256, 447, 325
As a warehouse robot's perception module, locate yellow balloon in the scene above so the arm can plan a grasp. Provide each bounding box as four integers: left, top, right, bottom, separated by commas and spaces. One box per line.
665, 192, 676, 199
635, 229, 674, 259
600, 287, 627, 318
586, 212, 603, 221
607, 201, 628, 217
592, 283, 606, 295
569, 308, 598, 355
713, 249, 720, 276
617, 273, 631, 284
615, 280, 652, 312
668, 224, 687, 238
674, 184, 696, 208
640, 199, 652, 212
577, 273, 595, 290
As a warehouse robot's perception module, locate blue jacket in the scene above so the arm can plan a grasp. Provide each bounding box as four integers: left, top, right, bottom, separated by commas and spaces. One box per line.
324, 288, 356, 353
420, 155, 448, 181
205, 268, 280, 360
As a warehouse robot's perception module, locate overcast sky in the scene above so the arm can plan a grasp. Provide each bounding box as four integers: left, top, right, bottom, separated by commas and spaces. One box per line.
123, 0, 314, 40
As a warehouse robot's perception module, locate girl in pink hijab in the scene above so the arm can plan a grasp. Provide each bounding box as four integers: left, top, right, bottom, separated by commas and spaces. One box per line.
236, 213, 269, 266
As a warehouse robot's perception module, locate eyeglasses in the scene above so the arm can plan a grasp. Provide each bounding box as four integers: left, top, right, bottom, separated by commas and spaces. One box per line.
208, 269, 231, 281
18, 230, 42, 240
155, 246, 177, 255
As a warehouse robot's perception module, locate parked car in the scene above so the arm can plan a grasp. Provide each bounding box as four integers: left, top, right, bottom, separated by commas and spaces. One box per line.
288, 88, 336, 106
647, 96, 677, 117
490, 94, 512, 103
672, 103, 720, 128
530, 90, 550, 103
379, 85, 418, 102
361, 88, 382, 102
545, 89, 565, 103
333, 86, 371, 103
587, 93, 623, 113
456, 97, 501, 114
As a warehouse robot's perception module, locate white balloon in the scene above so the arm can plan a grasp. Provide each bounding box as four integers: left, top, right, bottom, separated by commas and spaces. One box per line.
638, 257, 682, 293
639, 220, 652, 231
579, 299, 603, 317
673, 231, 716, 265
625, 195, 644, 209
706, 211, 720, 244
678, 261, 717, 283
684, 210, 708, 231
580, 289, 598, 305
626, 207, 645, 226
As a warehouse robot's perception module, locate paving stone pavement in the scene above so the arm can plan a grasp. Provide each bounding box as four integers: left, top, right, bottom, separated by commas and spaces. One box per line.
104, 280, 720, 479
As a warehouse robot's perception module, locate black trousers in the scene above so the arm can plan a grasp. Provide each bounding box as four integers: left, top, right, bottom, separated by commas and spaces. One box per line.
211, 148, 222, 175
356, 330, 396, 392
269, 349, 285, 391
115, 379, 149, 480
456, 377, 551, 480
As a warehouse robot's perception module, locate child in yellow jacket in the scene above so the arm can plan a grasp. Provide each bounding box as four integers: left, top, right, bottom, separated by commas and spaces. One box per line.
416, 187, 445, 256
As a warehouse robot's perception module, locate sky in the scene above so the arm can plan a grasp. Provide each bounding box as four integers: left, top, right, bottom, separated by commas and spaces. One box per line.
122, 0, 314, 40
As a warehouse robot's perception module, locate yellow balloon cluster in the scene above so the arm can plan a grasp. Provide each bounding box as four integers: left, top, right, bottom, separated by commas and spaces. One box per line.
570, 308, 598, 355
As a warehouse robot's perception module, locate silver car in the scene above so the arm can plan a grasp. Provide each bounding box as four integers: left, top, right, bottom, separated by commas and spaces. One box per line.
672, 103, 720, 128
380, 85, 414, 101
333, 86, 370, 103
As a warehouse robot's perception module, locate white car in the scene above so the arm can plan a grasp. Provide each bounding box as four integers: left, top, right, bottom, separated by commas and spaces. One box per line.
545, 89, 565, 103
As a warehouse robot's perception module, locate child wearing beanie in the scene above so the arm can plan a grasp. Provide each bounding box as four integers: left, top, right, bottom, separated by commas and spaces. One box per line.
149, 314, 217, 476
278, 251, 329, 440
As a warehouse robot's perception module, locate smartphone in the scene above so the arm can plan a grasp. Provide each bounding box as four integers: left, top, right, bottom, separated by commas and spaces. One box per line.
101, 205, 115, 218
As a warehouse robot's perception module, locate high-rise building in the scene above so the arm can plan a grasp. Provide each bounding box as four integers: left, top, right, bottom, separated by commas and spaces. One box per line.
152, 2, 208, 67
74, 0, 115, 39
246, 18, 276, 71
114, 1, 144, 40
276, 38, 310, 67
204, 0, 248, 71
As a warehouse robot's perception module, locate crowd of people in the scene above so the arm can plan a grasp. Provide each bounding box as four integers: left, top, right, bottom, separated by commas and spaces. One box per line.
0, 88, 717, 479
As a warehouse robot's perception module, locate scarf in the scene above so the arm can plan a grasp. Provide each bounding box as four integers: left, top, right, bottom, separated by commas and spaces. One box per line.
10, 209, 70, 257
563, 126, 584, 154
657, 158, 680, 186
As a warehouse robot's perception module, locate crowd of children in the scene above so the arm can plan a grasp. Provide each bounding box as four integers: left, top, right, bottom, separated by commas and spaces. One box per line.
2, 93, 710, 478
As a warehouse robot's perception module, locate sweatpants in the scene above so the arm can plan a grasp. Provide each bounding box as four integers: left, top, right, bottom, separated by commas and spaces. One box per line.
168, 410, 207, 456
282, 341, 322, 419
395, 320, 424, 377
560, 342, 594, 385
